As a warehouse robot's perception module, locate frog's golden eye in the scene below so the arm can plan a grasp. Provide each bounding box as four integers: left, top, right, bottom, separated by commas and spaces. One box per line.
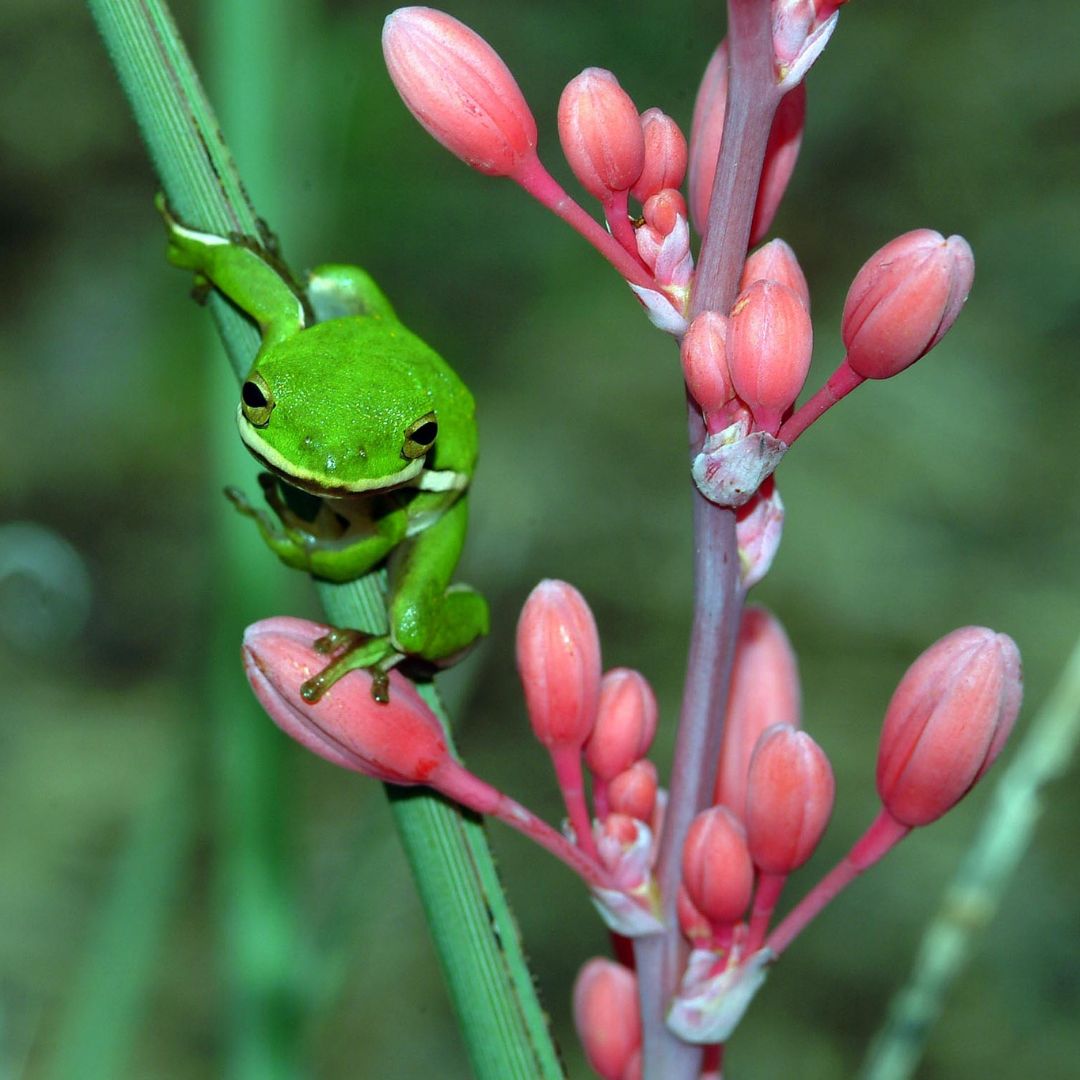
402, 411, 438, 460
241, 372, 275, 427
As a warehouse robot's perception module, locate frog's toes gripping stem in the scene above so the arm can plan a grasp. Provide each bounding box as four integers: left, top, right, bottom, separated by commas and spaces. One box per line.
300, 629, 404, 705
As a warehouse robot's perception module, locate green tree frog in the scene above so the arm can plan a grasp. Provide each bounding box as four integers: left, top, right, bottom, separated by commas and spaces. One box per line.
158, 197, 488, 702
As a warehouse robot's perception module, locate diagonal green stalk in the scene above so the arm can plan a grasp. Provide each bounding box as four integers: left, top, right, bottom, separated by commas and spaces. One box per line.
86, 2, 563, 1076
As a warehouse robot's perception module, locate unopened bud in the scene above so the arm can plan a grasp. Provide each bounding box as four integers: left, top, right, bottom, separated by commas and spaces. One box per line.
608, 759, 659, 824
516, 580, 602, 751
749, 84, 806, 246
682, 311, 734, 418
741, 238, 809, 310
677, 884, 714, 944
877, 627, 1021, 827
688, 41, 729, 235
728, 278, 813, 434
843, 230, 975, 380
715, 606, 801, 819
383, 8, 537, 177
642, 188, 688, 236
746, 724, 834, 874
585, 668, 658, 781
559, 68, 645, 202
632, 108, 688, 203
681, 805, 754, 927
243, 617, 451, 785
573, 958, 641, 1080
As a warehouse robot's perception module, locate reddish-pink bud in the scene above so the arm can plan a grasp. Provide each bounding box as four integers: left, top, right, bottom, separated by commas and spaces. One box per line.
558, 68, 645, 201
842, 229, 975, 380
243, 617, 449, 785
642, 188, 688, 236
632, 108, 688, 203
382, 7, 537, 177
877, 628, 1021, 827
585, 668, 658, 781
715, 606, 801, 819
516, 579, 602, 751
688, 41, 729, 235
607, 759, 659, 824
676, 884, 714, 944
728, 278, 813, 433
573, 959, 641, 1080
741, 238, 809, 310
681, 311, 734, 417
749, 84, 806, 246
681, 806, 754, 927
745, 724, 834, 874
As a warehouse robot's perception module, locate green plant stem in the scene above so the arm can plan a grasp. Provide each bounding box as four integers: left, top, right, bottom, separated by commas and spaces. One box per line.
859, 631, 1080, 1080
86, 2, 562, 1076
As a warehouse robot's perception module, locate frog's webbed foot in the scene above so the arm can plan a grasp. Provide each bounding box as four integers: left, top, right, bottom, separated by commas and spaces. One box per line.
300, 629, 405, 705
225, 483, 295, 542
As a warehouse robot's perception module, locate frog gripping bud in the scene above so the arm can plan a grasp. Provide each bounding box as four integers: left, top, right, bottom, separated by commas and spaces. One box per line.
558, 67, 646, 202
516, 579, 602, 751
383, 7, 537, 178
842, 229, 975, 380
877, 627, 1021, 827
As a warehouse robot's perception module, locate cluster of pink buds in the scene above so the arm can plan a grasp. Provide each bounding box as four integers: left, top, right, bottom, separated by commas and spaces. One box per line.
244, 598, 1021, 1065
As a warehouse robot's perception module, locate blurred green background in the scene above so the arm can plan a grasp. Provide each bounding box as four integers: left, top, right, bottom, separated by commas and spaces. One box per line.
2, 0, 1078, 1077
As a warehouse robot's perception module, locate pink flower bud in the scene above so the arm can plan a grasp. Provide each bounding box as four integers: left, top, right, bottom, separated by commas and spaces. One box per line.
681, 311, 734, 418
842, 229, 975, 380
516, 579, 602, 751
877, 627, 1021, 827
749, 84, 806, 246
382, 7, 537, 177
715, 606, 801, 819
728, 278, 813, 433
607, 759, 659, 823
746, 724, 834, 874
585, 668, 658, 781
558, 68, 645, 202
642, 188, 688, 236
741, 238, 809, 310
681, 805, 754, 927
676, 884, 713, 944
688, 41, 729, 235
243, 617, 449, 785
631, 108, 688, 204
573, 958, 641, 1080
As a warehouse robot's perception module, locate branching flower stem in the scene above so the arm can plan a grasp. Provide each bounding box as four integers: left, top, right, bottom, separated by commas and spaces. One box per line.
632, 3, 785, 1077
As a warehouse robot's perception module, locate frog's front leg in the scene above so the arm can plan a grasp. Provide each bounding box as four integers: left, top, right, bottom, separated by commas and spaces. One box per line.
156, 195, 306, 351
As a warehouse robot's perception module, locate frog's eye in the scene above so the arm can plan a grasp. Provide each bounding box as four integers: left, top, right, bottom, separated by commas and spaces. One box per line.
241, 372, 275, 427
402, 411, 438, 459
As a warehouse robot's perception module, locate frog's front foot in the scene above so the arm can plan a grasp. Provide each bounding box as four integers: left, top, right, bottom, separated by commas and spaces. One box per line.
300, 629, 404, 704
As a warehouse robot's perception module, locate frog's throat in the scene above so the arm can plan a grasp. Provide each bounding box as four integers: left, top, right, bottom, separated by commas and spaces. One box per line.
237, 410, 425, 496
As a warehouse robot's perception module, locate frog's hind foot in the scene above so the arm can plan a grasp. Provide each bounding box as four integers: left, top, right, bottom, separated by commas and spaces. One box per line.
300, 629, 404, 705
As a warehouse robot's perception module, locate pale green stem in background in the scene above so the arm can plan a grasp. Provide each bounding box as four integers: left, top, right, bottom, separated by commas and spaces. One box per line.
86, 2, 563, 1076
859, 631, 1080, 1080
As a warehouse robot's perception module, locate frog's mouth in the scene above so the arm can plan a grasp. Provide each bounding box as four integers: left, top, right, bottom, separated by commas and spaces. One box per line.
237, 409, 424, 496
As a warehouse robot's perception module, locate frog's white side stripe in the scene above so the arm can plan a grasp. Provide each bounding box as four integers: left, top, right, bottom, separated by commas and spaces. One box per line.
415, 469, 469, 492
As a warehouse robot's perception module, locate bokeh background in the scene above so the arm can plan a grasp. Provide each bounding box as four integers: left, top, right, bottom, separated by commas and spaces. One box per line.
2, 1, 1078, 1077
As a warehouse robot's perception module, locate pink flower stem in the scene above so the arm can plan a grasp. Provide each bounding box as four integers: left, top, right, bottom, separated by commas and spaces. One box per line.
765, 809, 911, 956
549, 744, 601, 862
432, 759, 614, 890
777, 357, 865, 445
511, 154, 659, 290
603, 188, 644, 261
633, 7, 783, 1078
745, 871, 787, 953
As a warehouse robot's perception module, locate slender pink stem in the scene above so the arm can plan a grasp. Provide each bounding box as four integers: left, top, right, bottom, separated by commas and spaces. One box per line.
604, 188, 644, 261
550, 744, 600, 861
433, 760, 613, 890
511, 154, 658, 289
634, 5, 782, 1078
765, 809, 911, 956
745, 871, 787, 953
777, 357, 865, 445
